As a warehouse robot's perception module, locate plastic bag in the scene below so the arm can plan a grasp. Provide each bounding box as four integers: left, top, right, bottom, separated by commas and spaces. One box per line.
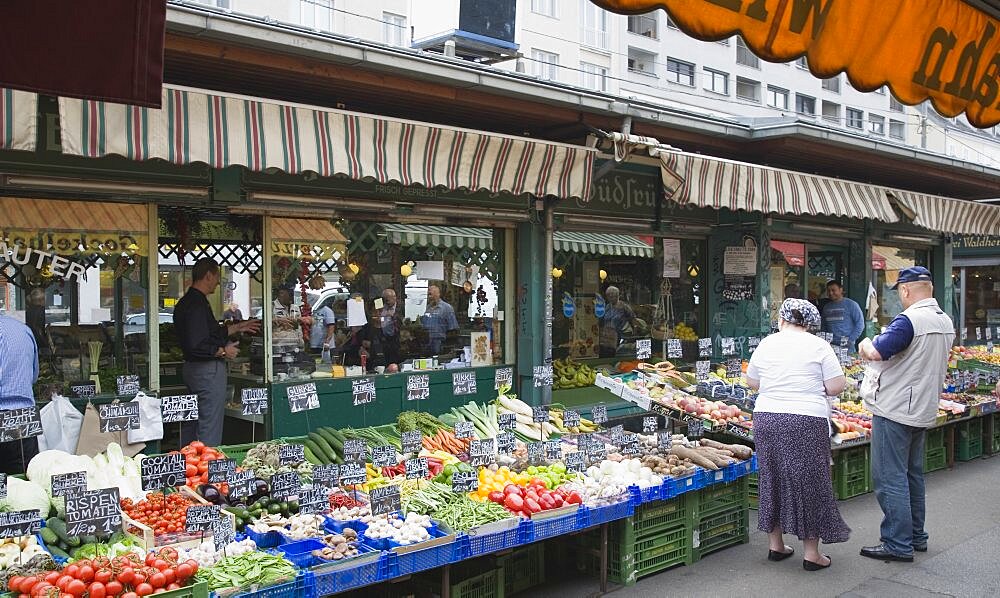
127, 391, 163, 444
38, 393, 83, 453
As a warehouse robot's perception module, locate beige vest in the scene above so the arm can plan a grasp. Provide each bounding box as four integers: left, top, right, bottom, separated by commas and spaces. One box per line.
861, 298, 955, 428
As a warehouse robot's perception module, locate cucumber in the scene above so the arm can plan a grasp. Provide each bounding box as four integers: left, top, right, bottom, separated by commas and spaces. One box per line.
48, 546, 71, 560
47, 517, 74, 547
39, 527, 58, 546
82, 534, 98, 545
309, 433, 337, 463
302, 445, 323, 466
319, 427, 344, 452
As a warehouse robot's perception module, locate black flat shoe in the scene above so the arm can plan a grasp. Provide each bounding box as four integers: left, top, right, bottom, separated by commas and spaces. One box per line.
767, 546, 795, 561
803, 555, 831, 571
913, 544, 927, 552
859, 544, 914, 562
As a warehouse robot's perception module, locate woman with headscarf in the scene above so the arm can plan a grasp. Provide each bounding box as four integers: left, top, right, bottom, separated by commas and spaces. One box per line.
745, 298, 851, 571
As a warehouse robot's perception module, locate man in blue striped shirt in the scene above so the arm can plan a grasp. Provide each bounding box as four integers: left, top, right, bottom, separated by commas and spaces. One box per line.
0, 313, 39, 474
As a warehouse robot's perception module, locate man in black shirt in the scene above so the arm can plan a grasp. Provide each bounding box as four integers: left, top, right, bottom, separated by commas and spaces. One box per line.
174, 258, 260, 445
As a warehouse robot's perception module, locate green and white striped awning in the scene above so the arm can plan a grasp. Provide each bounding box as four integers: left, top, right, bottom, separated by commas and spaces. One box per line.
57, 85, 596, 201
382, 224, 494, 250
553, 232, 654, 257
0, 88, 37, 151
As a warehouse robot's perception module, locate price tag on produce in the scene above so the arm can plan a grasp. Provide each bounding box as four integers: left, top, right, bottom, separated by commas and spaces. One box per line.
451, 470, 478, 493
620, 433, 641, 456
97, 403, 139, 434
51, 471, 88, 498
695, 360, 711, 381
527, 441, 545, 465
207, 459, 236, 484
270, 471, 302, 501
496, 431, 516, 455
532, 405, 549, 423
667, 338, 683, 359
533, 365, 553, 388
405, 458, 429, 480
116, 375, 140, 397
610, 429, 626, 447
279, 444, 306, 465
65, 488, 121, 537
725, 358, 742, 377
342, 438, 368, 463
0, 511, 41, 539
452, 371, 477, 396
140, 453, 185, 491
721, 338, 737, 356
725, 422, 754, 441
288, 382, 321, 413
494, 367, 514, 390
160, 394, 199, 423
70, 381, 97, 398
988, 342, 995, 354
836, 346, 851, 365
643, 416, 658, 434
987, 327, 993, 340
454, 420, 476, 440
544, 440, 562, 461
657, 430, 673, 449
212, 516, 235, 552
313, 464, 340, 488
299, 487, 329, 515
351, 378, 376, 407
370, 485, 402, 516
609, 424, 624, 436
401, 430, 423, 454
498, 412, 517, 431
591, 404, 608, 425
748, 337, 761, 353
687, 419, 704, 438
339, 462, 367, 486
241, 388, 269, 416
698, 338, 712, 357
977, 327, 983, 340
406, 374, 430, 402
636, 338, 652, 360
563, 410, 581, 429
185, 505, 220, 533
226, 471, 256, 500
371, 444, 397, 468
0, 474, 6, 500
565, 451, 585, 473
469, 439, 495, 467
584, 437, 606, 464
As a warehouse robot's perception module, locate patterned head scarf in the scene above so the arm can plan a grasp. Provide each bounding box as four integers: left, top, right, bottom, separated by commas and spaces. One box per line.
779, 298, 821, 331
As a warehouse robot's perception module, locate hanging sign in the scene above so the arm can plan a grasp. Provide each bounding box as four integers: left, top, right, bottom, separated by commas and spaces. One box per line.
51, 471, 88, 498
406, 374, 430, 401
207, 459, 236, 484
140, 453, 186, 491
160, 394, 199, 423
370, 485, 402, 517
313, 464, 340, 488
70, 381, 97, 398
65, 488, 121, 537
0, 407, 43, 442
636, 338, 652, 360
452, 371, 477, 396
278, 444, 306, 465
351, 378, 376, 407
698, 338, 712, 357
185, 505, 220, 533
667, 338, 683, 359
241, 388, 269, 416
287, 382, 320, 413
401, 430, 423, 454
494, 367, 514, 390
533, 365, 553, 388
116, 375, 140, 397
590, 404, 608, 425
0, 510, 41, 539
98, 403, 139, 434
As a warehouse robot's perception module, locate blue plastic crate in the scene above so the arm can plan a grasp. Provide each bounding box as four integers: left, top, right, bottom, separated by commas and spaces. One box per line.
246, 526, 288, 549
751, 454, 758, 473
585, 499, 634, 527
664, 471, 701, 498
278, 538, 326, 568
627, 483, 661, 505
229, 571, 317, 598
386, 538, 461, 578
362, 522, 445, 551
313, 551, 387, 595
734, 458, 754, 478
324, 517, 368, 536
530, 507, 586, 541
700, 466, 729, 487
464, 521, 523, 557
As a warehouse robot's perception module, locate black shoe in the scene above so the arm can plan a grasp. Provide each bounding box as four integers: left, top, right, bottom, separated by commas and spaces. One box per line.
860, 544, 914, 562
767, 546, 795, 561
913, 544, 927, 552
803, 555, 831, 571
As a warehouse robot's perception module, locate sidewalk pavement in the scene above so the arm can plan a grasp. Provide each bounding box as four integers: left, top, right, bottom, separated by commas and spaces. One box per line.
523, 453, 1000, 598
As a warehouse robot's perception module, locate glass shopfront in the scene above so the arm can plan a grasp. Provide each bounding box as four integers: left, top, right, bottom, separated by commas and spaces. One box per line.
871, 244, 930, 328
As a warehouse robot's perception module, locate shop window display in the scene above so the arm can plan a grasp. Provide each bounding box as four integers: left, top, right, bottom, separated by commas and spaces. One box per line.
769, 240, 806, 325
956, 265, 1000, 339
872, 245, 930, 328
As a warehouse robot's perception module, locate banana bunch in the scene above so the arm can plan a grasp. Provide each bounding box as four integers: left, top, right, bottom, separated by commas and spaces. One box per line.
553, 357, 597, 389
549, 408, 599, 434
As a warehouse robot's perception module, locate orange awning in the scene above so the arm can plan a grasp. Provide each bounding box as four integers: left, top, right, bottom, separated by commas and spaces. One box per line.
593, 0, 1000, 128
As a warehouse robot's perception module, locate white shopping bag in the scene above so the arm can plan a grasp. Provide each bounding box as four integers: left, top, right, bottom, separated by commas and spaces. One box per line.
127, 391, 164, 444
38, 394, 83, 453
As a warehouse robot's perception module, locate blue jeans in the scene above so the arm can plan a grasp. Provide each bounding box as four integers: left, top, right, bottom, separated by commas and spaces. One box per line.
871, 415, 928, 555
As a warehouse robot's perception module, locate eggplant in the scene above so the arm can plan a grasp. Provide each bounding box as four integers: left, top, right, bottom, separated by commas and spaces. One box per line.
248, 478, 271, 504
197, 483, 226, 505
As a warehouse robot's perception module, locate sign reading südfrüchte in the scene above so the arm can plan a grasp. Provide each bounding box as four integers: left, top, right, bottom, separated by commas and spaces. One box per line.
590, 0, 1000, 128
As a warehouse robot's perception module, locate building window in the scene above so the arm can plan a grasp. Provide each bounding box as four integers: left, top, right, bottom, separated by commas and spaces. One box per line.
889, 119, 906, 139
875, 85, 886, 95
580, 62, 608, 91
666, 16, 679, 29
531, 0, 557, 17
890, 96, 904, 112
704, 68, 729, 95
300, 0, 332, 31
795, 94, 816, 116
627, 13, 658, 38
868, 114, 885, 135
531, 49, 559, 81
736, 77, 761, 102
382, 12, 407, 47
766, 85, 789, 110
736, 37, 760, 68
666, 58, 695, 86
822, 75, 841, 93
628, 49, 657, 75
795, 56, 808, 69
717, 38, 730, 46
581, 0, 609, 49
822, 100, 840, 123
846, 107, 864, 129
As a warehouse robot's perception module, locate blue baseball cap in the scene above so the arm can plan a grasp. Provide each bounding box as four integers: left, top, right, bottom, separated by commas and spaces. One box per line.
891, 266, 932, 289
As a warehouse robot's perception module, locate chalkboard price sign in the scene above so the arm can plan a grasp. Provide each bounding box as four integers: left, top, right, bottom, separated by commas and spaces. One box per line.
207, 459, 236, 484
657, 430, 673, 449
748, 337, 761, 353
241, 388, 269, 416
406, 374, 430, 402
563, 410, 581, 429
532, 365, 553, 388
498, 412, 517, 431
667, 338, 682, 359
451, 470, 478, 493
494, 367, 514, 390
226, 471, 256, 500
287, 382, 320, 413
0, 407, 43, 443
312, 464, 340, 488
65, 488, 122, 537
698, 338, 712, 357
70, 381, 97, 398
298, 487, 329, 515
161, 394, 199, 423
0, 510, 41, 539
213, 516, 235, 552
590, 405, 608, 425
532, 405, 549, 423
619, 433, 641, 456
688, 419, 704, 438
51, 471, 88, 498
405, 457, 429, 480
351, 379, 376, 407
116, 375, 140, 397
279, 444, 306, 466
695, 360, 711, 381
469, 439, 495, 467
0, 474, 6, 500
452, 371, 477, 396
725, 358, 742, 377
401, 430, 423, 454
636, 338, 652, 360
453, 421, 475, 440
269, 471, 301, 501
527, 441, 544, 465
185, 505, 220, 533
721, 338, 736, 356
371, 444, 397, 468
565, 451, 585, 473
544, 440, 562, 461
496, 431, 516, 455
342, 439, 368, 463
98, 403, 139, 434
369, 485, 401, 516
140, 453, 186, 491
642, 416, 658, 434
339, 462, 367, 486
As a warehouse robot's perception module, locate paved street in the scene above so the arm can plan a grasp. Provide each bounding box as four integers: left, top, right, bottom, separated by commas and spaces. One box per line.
524, 453, 1000, 598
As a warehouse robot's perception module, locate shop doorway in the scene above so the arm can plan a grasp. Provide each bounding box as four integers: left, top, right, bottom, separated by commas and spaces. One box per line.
769, 241, 849, 325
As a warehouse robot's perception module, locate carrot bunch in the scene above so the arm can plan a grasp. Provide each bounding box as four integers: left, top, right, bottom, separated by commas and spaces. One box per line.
422, 429, 471, 454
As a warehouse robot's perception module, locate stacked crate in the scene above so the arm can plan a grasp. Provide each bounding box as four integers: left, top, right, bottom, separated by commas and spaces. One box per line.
924, 427, 948, 472
955, 418, 984, 461
691, 476, 750, 562
830, 445, 872, 500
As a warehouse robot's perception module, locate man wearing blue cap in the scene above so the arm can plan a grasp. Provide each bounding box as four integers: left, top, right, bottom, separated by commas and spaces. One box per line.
857, 267, 954, 562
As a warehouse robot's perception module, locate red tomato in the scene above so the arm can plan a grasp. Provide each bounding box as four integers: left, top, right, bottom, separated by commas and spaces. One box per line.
524, 498, 541, 514
185, 464, 197, 477
487, 491, 504, 503
8, 576, 23, 592
148, 573, 166, 589
122, 593, 139, 598
174, 564, 192, 581
116, 568, 135, 586
104, 581, 123, 596
162, 569, 176, 585
94, 570, 112, 585
189, 441, 205, 452
56, 575, 73, 591
65, 579, 86, 597
88, 582, 106, 598
78, 566, 95, 583
135, 582, 154, 596
184, 560, 199, 575
63, 566, 79, 579
502, 484, 520, 496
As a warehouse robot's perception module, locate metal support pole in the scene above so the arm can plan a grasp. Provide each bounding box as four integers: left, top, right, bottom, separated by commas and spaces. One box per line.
600, 522, 609, 594
543, 203, 554, 405
441, 563, 450, 598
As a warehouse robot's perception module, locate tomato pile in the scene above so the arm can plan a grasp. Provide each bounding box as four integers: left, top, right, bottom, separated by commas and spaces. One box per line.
486, 478, 582, 518
120, 493, 193, 535
177, 441, 229, 492
7, 548, 198, 597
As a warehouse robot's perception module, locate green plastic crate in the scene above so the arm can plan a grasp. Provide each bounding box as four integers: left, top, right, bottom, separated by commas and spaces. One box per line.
158, 582, 209, 598
413, 560, 503, 598
697, 476, 749, 517
831, 445, 872, 500
496, 542, 544, 595
924, 446, 947, 472
955, 418, 984, 461
628, 495, 689, 536
217, 442, 256, 466
993, 414, 1000, 453
925, 427, 946, 451
692, 506, 750, 561
576, 522, 691, 586
748, 473, 758, 510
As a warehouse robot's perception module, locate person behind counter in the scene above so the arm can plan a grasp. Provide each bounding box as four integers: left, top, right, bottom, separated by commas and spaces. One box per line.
222, 302, 244, 321
0, 313, 40, 474
310, 299, 337, 356
174, 258, 261, 446
421, 284, 459, 356
598, 285, 637, 358
372, 289, 402, 368
273, 285, 304, 345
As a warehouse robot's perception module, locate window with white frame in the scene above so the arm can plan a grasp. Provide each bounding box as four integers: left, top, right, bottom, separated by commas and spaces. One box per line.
581, 1, 609, 49
704, 68, 729, 95
666, 58, 695, 86
532, 0, 557, 17
627, 14, 658, 38
846, 107, 864, 129
300, 0, 332, 31
666, 15, 679, 29
736, 77, 761, 102
795, 94, 816, 116
382, 12, 407, 47
795, 56, 808, 69
889, 119, 906, 139
628, 49, 657, 75
736, 37, 760, 68
868, 114, 885, 135
766, 85, 789, 109
717, 38, 730, 45
822, 100, 840, 123
531, 49, 559, 81
890, 96, 904, 112
580, 62, 608, 91
875, 85, 886, 95
822, 75, 841, 93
